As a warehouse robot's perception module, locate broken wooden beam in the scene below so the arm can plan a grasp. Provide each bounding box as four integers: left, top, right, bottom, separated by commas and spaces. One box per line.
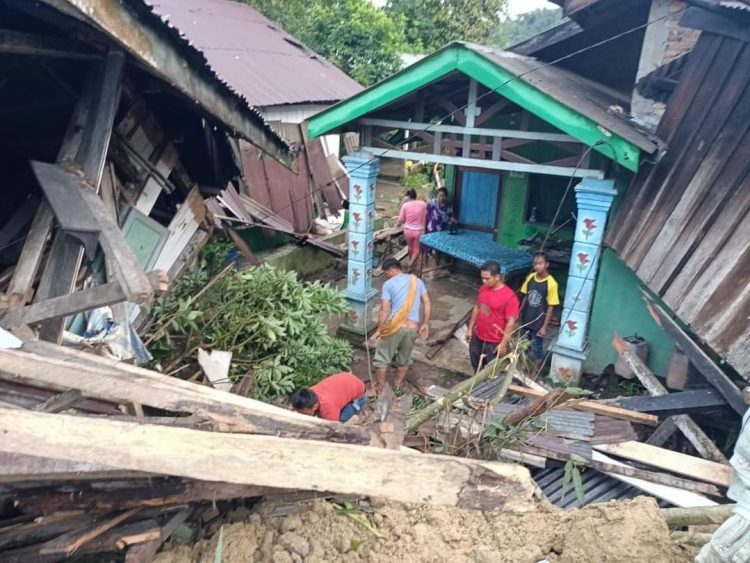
14, 479, 274, 514
589, 459, 723, 497
426, 307, 473, 360
32, 389, 84, 413
613, 333, 728, 463
0, 346, 370, 444
35, 51, 126, 344
618, 388, 727, 416
593, 441, 732, 487
507, 384, 659, 426
0, 452, 144, 484
644, 296, 747, 415
5, 202, 55, 308
592, 451, 717, 508
0, 271, 167, 328
0, 407, 536, 512
406, 355, 513, 433
123, 508, 191, 563
40, 507, 141, 555
660, 504, 736, 528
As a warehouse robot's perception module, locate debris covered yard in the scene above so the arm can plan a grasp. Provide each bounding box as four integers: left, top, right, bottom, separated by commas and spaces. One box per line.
1, 0, 750, 561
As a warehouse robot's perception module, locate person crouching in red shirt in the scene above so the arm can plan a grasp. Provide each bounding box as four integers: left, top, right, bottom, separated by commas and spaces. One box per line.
289, 372, 366, 423
465, 260, 520, 372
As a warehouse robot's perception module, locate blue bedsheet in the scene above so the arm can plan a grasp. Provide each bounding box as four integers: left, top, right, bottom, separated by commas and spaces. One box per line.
420, 230, 533, 275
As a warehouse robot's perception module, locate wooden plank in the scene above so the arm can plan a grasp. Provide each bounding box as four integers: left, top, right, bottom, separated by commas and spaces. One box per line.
153, 187, 206, 271
360, 146, 605, 179
0, 407, 536, 512
35, 50, 125, 343
645, 300, 747, 414
593, 441, 732, 487
0, 271, 165, 329
507, 385, 659, 426
0, 513, 92, 551
5, 203, 54, 308
40, 508, 140, 555
0, 196, 38, 250
357, 118, 578, 143
591, 451, 717, 508
16, 480, 273, 514
608, 34, 728, 255
647, 418, 678, 446
613, 333, 729, 463
589, 460, 722, 497
0, 345, 370, 444
123, 508, 190, 562
32, 389, 84, 413
0, 452, 143, 483
618, 389, 726, 416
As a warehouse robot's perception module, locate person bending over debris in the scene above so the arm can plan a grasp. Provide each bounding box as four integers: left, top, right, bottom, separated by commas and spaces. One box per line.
696, 387, 750, 563
466, 260, 519, 372
289, 372, 366, 423
371, 258, 431, 393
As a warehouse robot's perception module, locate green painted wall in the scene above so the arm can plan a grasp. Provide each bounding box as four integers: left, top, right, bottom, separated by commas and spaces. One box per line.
241, 227, 291, 253
585, 249, 673, 377
497, 173, 529, 247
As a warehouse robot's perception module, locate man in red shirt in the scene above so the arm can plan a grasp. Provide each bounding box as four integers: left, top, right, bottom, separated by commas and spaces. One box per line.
289, 372, 366, 422
465, 260, 520, 372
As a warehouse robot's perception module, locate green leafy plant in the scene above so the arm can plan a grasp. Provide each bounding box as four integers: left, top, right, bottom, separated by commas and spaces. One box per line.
146, 255, 353, 402
618, 379, 646, 397
332, 502, 384, 539
561, 454, 586, 506
482, 419, 527, 452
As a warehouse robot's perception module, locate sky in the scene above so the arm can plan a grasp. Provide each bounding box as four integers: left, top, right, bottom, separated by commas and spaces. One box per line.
506, 0, 558, 18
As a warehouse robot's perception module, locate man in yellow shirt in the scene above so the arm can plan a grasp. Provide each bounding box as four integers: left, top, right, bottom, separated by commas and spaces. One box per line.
519, 252, 560, 372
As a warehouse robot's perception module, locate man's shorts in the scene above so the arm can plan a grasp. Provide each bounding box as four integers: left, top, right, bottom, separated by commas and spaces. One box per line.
373, 327, 417, 368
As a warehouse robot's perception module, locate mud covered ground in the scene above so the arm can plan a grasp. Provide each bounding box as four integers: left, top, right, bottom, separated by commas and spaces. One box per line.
153, 496, 694, 563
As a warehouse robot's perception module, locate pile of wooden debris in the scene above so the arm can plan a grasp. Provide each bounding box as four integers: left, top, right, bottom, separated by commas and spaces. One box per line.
0, 338, 536, 562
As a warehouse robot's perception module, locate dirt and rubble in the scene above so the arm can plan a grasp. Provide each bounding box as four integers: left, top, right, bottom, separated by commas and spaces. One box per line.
153, 496, 694, 563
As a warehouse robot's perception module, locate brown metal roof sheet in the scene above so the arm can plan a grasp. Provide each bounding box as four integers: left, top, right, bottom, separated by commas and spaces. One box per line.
144, 0, 364, 108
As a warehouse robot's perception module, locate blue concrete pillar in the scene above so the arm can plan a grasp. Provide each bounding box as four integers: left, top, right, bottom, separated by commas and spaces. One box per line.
341, 151, 379, 335
550, 178, 616, 383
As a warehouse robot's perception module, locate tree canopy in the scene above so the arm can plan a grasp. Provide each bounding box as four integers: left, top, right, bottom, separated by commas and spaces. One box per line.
241, 1, 562, 86
243, 0, 404, 86
385, 0, 508, 53
492, 7, 565, 48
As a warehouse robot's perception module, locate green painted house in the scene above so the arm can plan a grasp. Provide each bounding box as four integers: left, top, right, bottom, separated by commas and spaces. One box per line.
307, 40, 684, 380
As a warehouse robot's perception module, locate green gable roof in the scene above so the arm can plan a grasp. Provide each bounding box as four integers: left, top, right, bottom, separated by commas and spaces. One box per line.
308, 42, 660, 172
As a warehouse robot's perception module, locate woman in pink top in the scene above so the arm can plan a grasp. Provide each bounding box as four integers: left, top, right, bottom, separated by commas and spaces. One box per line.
398, 189, 428, 271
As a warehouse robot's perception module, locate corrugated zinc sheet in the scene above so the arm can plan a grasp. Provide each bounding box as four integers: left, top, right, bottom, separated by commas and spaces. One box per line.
145, 0, 363, 108
607, 30, 750, 374
465, 43, 659, 154
534, 467, 649, 509
84, 0, 289, 155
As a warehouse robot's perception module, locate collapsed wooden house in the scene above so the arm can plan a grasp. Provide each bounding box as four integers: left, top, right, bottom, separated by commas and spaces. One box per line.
0, 0, 300, 341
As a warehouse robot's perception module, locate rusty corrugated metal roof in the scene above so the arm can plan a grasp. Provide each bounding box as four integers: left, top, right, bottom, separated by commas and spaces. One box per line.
144, 0, 364, 108
64, 0, 290, 158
